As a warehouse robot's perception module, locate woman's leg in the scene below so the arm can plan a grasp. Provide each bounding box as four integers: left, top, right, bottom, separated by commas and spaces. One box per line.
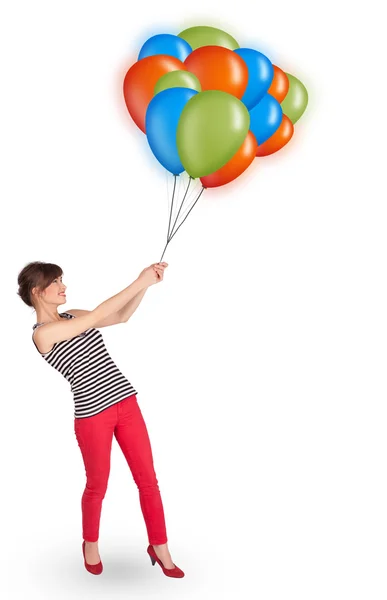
114, 395, 169, 547
74, 407, 116, 551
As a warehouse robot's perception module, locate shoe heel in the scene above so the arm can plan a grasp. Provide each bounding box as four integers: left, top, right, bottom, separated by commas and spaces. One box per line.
150, 555, 156, 566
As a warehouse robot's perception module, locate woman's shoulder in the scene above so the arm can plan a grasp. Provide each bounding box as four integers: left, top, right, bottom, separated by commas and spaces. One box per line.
32, 312, 76, 354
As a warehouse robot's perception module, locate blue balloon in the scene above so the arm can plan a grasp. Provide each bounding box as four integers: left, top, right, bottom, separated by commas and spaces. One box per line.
234, 48, 274, 110
138, 34, 192, 62
146, 87, 198, 175
249, 94, 282, 144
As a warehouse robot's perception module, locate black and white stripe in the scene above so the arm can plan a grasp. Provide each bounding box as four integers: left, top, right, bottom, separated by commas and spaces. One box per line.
32, 312, 137, 418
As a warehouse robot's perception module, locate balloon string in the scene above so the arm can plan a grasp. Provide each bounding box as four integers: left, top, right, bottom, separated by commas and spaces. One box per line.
159, 186, 205, 262
159, 173, 180, 263
168, 185, 205, 242
167, 174, 177, 241
174, 178, 201, 227
168, 176, 192, 242
180, 176, 199, 211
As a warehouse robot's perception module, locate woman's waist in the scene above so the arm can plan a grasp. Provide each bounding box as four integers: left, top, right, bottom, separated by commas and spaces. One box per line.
70, 361, 127, 389
71, 370, 132, 397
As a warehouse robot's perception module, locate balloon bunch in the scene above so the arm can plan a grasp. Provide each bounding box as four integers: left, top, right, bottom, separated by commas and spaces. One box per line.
123, 25, 308, 261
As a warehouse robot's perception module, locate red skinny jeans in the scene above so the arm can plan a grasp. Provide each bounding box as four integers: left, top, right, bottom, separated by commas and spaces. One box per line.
74, 394, 168, 544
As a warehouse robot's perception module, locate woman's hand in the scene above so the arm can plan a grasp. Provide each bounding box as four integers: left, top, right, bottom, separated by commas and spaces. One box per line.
138, 262, 168, 287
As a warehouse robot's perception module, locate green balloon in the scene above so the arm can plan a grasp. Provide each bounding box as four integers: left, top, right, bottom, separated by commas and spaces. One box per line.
178, 25, 239, 51
281, 74, 308, 124
176, 90, 250, 178
154, 70, 201, 96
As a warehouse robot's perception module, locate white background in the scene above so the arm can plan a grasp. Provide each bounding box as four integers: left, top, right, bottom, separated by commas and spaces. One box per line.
1, 1, 386, 598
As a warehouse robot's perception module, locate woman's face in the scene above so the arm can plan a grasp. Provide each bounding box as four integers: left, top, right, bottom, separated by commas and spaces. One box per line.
36, 275, 67, 306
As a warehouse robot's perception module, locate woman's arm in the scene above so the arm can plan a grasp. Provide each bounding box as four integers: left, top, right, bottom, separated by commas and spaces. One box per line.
33, 263, 166, 351
67, 288, 148, 327
34, 275, 148, 351
120, 287, 148, 322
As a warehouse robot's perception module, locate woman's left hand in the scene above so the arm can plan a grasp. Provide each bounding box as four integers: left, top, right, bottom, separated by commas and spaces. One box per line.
139, 262, 168, 283
153, 262, 168, 282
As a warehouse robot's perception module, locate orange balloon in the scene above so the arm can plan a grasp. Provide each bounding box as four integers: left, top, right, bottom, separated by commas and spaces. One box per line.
268, 65, 289, 103
123, 55, 187, 133
255, 114, 294, 157
200, 131, 257, 188
184, 46, 248, 99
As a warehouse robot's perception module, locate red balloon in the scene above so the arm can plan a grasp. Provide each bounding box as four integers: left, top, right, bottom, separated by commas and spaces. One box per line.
255, 115, 294, 156
123, 55, 187, 133
268, 65, 289, 103
200, 131, 257, 188
184, 46, 248, 98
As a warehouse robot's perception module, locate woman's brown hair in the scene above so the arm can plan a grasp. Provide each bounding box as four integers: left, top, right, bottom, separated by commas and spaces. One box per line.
17, 261, 63, 309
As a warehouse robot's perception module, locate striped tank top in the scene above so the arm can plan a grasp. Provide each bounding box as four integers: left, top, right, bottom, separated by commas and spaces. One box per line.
32, 312, 137, 418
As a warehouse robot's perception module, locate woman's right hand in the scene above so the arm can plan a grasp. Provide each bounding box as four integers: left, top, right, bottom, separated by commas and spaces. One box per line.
138, 262, 168, 287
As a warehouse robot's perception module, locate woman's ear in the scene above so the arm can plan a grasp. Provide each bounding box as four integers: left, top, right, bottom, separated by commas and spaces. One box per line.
31, 286, 42, 301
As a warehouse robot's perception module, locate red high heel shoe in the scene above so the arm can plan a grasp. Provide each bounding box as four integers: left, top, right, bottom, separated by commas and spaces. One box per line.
147, 544, 185, 578
82, 541, 103, 575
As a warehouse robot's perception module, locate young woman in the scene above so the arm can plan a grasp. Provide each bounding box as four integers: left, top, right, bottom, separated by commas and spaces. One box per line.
17, 260, 185, 578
